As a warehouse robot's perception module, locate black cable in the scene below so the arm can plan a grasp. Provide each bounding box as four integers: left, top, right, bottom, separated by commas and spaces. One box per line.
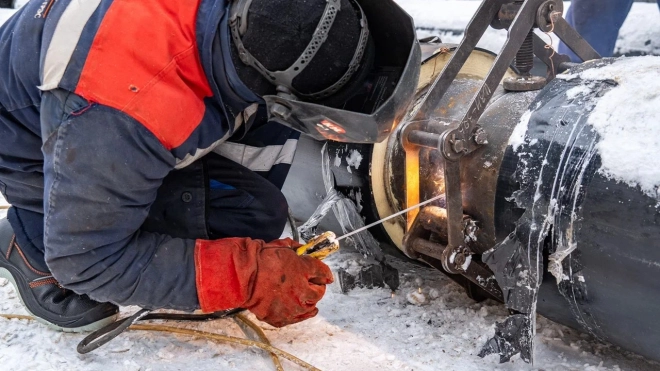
77, 308, 244, 354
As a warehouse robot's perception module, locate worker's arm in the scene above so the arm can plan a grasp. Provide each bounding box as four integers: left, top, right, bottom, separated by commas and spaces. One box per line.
41, 95, 200, 310
40, 91, 332, 323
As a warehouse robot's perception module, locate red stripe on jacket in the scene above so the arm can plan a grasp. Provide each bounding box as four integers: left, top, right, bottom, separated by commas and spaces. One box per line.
75, 0, 213, 150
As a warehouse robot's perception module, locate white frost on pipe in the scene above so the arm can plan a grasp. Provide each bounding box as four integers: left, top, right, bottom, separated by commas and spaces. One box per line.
579, 57, 660, 200
461, 255, 472, 271
565, 85, 592, 100
346, 149, 363, 170
334, 152, 342, 167
508, 110, 533, 152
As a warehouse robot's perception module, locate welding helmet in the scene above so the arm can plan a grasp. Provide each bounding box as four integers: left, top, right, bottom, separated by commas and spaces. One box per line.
230, 0, 420, 143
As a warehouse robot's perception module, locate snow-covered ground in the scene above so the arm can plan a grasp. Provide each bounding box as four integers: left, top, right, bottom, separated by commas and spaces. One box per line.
2, 253, 659, 371
2, 1, 660, 371
398, 1, 660, 56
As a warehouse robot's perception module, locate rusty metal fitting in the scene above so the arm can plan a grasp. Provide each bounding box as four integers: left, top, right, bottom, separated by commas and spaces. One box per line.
493, 2, 522, 30
504, 75, 547, 91
449, 134, 467, 154
536, 1, 564, 32
473, 127, 489, 145
441, 245, 471, 274
411, 238, 447, 261
270, 103, 291, 120
407, 130, 443, 150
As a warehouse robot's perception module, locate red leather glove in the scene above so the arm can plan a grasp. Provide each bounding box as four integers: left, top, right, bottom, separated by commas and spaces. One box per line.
194, 237, 334, 327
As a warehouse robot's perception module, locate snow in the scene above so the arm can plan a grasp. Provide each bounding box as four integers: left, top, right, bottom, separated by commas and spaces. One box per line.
396, 0, 509, 52
0, 194, 7, 219
333, 152, 342, 167
0, 9, 14, 24
616, 4, 660, 56
2, 253, 659, 371
565, 57, 660, 199
345, 150, 363, 170
509, 110, 533, 152
565, 85, 592, 99
395, 1, 660, 56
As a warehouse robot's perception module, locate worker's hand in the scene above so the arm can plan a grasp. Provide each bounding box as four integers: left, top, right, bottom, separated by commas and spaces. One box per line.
194, 237, 334, 327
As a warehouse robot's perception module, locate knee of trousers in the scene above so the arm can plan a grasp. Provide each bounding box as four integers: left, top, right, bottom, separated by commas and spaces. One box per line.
43, 235, 110, 294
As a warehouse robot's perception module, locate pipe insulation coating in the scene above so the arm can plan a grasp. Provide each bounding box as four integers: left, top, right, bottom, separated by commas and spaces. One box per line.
491, 57, 660, 363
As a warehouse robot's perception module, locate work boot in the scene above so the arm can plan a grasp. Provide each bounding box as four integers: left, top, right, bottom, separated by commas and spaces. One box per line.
0, 218, 119, 332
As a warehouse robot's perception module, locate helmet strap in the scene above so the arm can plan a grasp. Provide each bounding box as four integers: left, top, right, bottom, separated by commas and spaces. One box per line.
229, 0, 370, 100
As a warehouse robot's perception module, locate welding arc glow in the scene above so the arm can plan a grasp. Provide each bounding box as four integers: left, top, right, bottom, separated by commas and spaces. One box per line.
336, 194, 445, 242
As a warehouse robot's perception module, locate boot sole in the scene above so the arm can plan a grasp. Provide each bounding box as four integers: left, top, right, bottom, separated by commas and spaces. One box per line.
0, 267, 118, 333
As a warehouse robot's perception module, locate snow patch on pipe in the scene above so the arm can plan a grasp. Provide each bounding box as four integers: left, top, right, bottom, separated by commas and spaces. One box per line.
508, 110, 532, 152
565, 85, 592, 100
334, 152, 342, 167
509, 101, 542, 153
565, 57, 660, 200
346, 150, 363, 170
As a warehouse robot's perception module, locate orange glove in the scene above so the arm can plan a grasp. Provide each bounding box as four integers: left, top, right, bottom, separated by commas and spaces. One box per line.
194, 237, 334, 327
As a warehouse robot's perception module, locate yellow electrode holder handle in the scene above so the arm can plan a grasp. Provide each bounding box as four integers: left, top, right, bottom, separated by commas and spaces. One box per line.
296, 231, 339, 260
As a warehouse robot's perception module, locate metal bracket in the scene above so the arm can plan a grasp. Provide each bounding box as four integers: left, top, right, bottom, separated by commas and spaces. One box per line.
400, 0, 601, 279
401, 206, 504, 301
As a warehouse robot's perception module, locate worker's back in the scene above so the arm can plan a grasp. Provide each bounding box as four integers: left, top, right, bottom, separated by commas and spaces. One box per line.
0, 0, 246, 213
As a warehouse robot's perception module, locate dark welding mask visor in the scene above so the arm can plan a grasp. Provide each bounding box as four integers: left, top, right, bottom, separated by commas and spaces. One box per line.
262, 0, 420, 143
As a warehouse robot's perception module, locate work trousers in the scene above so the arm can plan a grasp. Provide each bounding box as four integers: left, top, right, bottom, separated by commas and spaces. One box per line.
559, 0, 660, 62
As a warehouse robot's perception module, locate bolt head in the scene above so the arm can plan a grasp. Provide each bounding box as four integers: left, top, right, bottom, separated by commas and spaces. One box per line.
451, 139, 466, 153
239, 51, 249, 63
454, 253, 466, 267
271, 103, 291, 120
504, 75, 547, 92
474, 129, 489, 145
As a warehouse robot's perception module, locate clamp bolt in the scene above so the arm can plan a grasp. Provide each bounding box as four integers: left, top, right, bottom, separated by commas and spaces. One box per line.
271, 103, 291, 120
449, 134, 467, 154
454, 252, 467, 268
473, 128, 489, 145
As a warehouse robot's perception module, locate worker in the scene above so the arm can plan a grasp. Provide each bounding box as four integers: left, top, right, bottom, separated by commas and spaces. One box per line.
559, 0, 660, 62
0, 0, 417, 331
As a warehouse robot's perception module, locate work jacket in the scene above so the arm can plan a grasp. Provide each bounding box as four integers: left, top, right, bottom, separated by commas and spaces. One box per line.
0, 0, 298, 310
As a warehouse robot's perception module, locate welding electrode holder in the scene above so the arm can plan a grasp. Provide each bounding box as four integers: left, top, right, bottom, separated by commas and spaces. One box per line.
295, 231, 340, 260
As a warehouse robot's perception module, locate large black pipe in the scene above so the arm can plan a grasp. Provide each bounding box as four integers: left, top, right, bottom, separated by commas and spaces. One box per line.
494, 60, 660, 362
282, 55, 660, 362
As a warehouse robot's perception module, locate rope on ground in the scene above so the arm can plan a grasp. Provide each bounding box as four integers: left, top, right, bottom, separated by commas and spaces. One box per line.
235, 313, 284, 371
0, 313, 321, 371
129, 324, 322, 371
0, 313, 32, 321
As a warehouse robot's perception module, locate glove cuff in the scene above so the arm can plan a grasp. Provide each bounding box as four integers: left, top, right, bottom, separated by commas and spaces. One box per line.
194, 238, 259, 313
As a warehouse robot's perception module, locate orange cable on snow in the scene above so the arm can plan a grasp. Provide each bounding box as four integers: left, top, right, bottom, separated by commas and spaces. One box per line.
0, 312, 321, 371
0, 313, 32, 321
235, 313, 285, 371
542, 11, 561, 78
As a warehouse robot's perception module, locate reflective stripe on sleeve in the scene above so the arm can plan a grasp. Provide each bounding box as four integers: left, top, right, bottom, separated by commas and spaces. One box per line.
39, 0, 103, 91
214, 139, 298, 172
